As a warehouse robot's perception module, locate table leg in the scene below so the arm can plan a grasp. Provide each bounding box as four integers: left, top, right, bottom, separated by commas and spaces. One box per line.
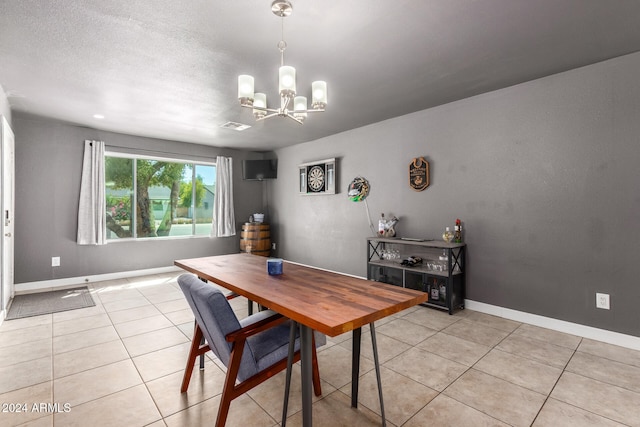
197, 276, 207, 370
281, 321, 297, 427
351, 327, 362, 408
194, 319, 205, 370
300, 324, 313, 427
370, 323, 387, 427
351, 325, 386, 426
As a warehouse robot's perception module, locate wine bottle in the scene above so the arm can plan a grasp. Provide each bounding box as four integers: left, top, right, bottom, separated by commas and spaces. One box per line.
454, 219, 462, 243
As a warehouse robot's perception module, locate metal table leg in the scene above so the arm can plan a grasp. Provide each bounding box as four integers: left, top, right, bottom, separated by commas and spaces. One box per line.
196, 276, 207, 369
351, 327, 362, 408
188, 319, 206, 370
281, 321, 297, 427
370, 323, 386, 426
351, 324, 386, 426
300, 324, 313, 427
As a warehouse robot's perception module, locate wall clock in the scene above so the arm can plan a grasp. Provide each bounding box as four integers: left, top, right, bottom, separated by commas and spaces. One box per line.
298, 158, 336, 195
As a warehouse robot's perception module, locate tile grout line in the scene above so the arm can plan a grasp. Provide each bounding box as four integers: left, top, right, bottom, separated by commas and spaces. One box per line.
5, 277, 640, 426
434, 319, 521, 426
140, 297, 190, 426
527, 335, 582, 427
526, 337, 636, 427
105, 290, 164, 424
375, 312, 488, 426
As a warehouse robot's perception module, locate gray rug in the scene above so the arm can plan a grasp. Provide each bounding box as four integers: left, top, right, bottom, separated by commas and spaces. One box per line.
6, 287, 95, 320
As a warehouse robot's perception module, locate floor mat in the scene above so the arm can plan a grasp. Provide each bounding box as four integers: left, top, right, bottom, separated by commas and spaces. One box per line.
6, 287, 95, 320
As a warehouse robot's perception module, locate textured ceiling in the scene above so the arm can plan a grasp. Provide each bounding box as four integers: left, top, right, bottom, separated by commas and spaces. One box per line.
1, 0, 640, 151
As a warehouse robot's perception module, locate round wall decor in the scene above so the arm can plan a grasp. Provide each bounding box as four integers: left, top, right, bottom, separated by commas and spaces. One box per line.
348, 176, 370, 202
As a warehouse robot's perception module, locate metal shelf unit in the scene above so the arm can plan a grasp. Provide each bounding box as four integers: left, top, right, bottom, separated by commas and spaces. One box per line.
367, 237, 466, 314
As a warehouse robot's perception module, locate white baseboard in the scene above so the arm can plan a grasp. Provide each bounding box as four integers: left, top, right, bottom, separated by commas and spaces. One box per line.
10, 262, 640, 352
289, 260, 640, 351
14, 266, 182, 294
465, 300, 640, 352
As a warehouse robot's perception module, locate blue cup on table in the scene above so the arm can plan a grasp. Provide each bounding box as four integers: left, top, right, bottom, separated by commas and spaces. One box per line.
267, 258, 283, 275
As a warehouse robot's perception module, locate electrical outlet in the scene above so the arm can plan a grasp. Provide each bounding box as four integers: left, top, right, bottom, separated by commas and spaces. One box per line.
596, 293, 610, 310
272, 242, 276, 250
51, 256, 60, 267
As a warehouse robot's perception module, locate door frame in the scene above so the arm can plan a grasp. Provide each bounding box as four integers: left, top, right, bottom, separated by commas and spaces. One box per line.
1, 115, 15, 321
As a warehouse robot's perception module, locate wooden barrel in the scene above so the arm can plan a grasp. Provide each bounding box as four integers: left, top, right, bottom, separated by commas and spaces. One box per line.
240, 223, 271, 256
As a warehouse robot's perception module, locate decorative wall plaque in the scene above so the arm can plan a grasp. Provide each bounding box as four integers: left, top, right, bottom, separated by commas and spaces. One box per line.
409, 157, 430, 191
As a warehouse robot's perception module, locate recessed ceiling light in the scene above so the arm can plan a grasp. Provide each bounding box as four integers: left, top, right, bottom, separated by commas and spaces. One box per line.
93, 114, 105, 119
219, 121, 251, 131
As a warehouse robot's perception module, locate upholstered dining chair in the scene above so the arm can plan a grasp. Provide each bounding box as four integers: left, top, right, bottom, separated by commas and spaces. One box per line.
183, 286, 245, 377
177, 273, 323, 427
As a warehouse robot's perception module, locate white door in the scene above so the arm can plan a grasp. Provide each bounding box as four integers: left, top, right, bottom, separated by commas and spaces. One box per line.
1, 115, 15, 315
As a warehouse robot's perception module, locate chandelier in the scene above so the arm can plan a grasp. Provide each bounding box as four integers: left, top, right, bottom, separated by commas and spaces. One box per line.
237, 0, 327, 124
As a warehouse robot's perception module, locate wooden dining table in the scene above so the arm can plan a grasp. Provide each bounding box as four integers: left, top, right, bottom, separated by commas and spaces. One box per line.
175, 253, 427, 426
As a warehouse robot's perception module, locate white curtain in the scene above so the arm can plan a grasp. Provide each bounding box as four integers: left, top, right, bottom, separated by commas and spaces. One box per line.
77, 140, 106, 245
211, 156, 236, 237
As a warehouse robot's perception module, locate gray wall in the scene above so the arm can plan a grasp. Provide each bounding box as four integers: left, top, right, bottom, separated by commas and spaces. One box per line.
268, 52, 640, 338
13, 116, 266, 283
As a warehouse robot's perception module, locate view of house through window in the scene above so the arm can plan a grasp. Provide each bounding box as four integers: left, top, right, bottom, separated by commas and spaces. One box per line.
105, 154, 215, 240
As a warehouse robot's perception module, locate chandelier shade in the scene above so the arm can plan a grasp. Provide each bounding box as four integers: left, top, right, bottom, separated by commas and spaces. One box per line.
279, 66, 296, 96
237, 75, 254, 102
253, 93, 267, 119
294, 96, 308, 121
312, 81, 327, 109
237, 0, 327, 125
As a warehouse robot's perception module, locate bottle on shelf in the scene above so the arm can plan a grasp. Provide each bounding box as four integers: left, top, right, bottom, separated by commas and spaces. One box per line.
442, 227, 453, 243
378, 213, 386, 236
438, 250, 449, 272
430, 278, 439, 301
439, 280, 447, 302
454, 218, 462, 243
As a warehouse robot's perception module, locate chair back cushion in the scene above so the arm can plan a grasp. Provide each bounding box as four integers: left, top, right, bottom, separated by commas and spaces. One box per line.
178, 274, 257, 375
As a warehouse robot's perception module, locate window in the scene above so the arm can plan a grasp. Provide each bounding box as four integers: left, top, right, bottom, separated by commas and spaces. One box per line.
105, 154, 216, 240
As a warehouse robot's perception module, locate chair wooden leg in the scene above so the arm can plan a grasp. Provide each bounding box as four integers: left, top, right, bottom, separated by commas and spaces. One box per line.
216, 390, 232, 427
216, 339, 246, 427
185, 323, 323, 426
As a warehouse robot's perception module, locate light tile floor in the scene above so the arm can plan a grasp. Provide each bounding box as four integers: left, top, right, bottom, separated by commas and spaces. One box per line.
1, 272, 639, 426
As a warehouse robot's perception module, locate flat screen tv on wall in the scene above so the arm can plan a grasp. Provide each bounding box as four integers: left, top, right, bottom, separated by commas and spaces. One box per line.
242, 159, 278, 180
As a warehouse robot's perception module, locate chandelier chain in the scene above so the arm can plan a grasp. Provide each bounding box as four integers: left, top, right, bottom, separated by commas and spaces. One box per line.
278, 16, 287, 67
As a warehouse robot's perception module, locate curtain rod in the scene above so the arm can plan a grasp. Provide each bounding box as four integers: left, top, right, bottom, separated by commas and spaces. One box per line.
104, 143, 218, 160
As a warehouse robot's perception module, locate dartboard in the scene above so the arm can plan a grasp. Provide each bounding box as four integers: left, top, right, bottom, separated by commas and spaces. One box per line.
307, 165, 325, 192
